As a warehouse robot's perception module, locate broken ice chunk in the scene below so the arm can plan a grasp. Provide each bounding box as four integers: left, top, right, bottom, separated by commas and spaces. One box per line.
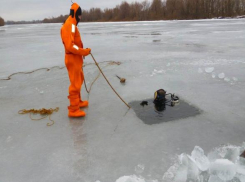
232, 77, 238, 81
187, 155, 200, 181
205, 67, 214, 73
223, 146, 240, 163
209, 159, 236, 181
218, 73, 225, 79
174, 154, 188, 182
224, 77, 230, 82
191, 146, 210, 171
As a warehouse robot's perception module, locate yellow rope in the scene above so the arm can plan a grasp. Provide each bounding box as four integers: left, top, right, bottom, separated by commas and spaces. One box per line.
84, 62, 115, 94
18, 107, 59, 126
90, 53, 131, 109
84, 68, 101, 94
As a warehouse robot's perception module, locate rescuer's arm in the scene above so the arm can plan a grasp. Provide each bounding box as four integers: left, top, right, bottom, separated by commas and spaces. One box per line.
64, 24, 91, 56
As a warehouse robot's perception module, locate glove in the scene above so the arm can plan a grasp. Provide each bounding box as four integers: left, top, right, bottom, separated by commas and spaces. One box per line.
84, 48, 91, 56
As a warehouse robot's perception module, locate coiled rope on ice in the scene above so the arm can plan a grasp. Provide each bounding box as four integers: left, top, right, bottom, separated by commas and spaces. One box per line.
18, 107, 59, 126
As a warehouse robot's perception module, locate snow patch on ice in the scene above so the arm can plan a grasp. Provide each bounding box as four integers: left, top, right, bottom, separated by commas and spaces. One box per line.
150, 69, 165, 76
218, 73, 225, 79
116, 175, 145, 182
135, 164, 145, 174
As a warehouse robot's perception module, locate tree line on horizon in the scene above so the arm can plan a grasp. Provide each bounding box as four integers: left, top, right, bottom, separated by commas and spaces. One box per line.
3, 0, 245, 25
43, 0, 245, 23
0, 17, 4, 26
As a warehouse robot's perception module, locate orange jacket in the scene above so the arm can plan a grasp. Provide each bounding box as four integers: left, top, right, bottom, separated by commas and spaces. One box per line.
60, 3, 90, 57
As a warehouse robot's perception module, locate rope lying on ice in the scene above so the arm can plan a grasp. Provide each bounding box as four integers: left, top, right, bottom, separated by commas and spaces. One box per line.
84, 68, 101, 94
0, 61, 119, 81
88, 53, 131, 109
18, 107, 59, 126
83, 61, 121, 94
0, 66, 65, 81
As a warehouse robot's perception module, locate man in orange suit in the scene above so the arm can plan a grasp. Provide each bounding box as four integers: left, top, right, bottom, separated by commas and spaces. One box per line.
61, 2, 91, 117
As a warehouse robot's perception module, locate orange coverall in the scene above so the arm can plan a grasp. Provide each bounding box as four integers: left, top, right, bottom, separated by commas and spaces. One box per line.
61, 3, 90, 117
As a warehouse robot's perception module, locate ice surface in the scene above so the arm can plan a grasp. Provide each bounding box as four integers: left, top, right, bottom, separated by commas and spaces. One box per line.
1, 19, 245, 182
198, 68, 203, 73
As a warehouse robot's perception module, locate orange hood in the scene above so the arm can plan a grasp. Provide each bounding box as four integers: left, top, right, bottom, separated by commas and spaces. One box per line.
69, 3, 82, 25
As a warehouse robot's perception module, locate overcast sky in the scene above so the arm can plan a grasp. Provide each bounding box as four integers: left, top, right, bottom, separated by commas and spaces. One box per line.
0, 0, 147, 21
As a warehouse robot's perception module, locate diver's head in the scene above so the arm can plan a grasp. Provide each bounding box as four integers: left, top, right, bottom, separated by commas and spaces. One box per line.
154, 89, 166, 105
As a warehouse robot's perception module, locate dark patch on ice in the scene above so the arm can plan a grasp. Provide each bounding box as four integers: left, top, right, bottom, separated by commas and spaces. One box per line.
151, 33, 161, 35
153, 40, 161, 42
129, 98, 201, 125
185, 43, 205, 48
124, 36, 138, 38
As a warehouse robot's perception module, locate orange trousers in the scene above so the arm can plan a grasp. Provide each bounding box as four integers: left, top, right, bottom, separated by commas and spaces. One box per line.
65, 54, 84, 111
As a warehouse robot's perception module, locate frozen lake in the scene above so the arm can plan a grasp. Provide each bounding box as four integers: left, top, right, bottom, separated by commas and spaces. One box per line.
0, 19, 245, 182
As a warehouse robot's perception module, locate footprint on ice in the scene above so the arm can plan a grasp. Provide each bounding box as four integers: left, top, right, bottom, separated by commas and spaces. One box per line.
205, 67, 214, 73
198, 68, 203, 73
218, 73, 225, 79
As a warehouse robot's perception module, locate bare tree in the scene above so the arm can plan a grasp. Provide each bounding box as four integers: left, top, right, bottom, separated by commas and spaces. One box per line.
0, 16, 5, 26
40, 0, 245, 23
